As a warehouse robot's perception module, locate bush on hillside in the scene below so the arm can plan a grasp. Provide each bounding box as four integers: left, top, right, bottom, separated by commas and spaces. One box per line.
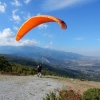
82, 88, 100, 100
0, 55, 11, 72
58, 88, 81, 100
43, 92, 58, 100
43, 88, 81, 100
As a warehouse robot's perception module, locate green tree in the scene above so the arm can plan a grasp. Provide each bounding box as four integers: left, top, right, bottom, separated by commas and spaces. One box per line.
0, 55, 11, 72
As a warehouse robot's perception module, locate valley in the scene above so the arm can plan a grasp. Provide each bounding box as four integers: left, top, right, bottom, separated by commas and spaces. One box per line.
0, 46, 100, 81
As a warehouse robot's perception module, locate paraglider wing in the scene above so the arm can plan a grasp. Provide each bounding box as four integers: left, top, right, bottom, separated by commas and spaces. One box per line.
16, 15, 67, 41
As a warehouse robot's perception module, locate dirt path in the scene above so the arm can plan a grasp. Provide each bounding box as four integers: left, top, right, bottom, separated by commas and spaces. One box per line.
0, 75, 65, 100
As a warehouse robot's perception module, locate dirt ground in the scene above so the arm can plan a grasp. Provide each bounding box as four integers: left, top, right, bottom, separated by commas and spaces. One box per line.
0, 75, 65, 100
0, 75, 100, 100
60, 78, 100, 94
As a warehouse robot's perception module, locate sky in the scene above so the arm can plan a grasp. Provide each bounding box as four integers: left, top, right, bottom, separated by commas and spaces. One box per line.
0, 0, 100, 57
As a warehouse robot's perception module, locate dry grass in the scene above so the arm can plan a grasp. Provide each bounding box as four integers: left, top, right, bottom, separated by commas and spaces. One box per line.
44, 75, 100, 94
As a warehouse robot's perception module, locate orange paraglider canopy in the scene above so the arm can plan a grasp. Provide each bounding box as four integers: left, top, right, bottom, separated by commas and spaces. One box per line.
16, 15, 67, 41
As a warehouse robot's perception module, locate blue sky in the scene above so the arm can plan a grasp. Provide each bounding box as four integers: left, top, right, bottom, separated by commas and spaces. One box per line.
0, 0, 100, 57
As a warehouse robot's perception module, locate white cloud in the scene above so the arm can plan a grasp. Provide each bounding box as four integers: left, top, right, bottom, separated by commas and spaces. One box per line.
0, 28, 14, 38
23, 12, 32, 20
0, 2, 6, 13
44, 46, 49, 48
75, 37, 84, 40
44, 42, 53, 48
37, 13, 41, 16
12, 9, 21, 23
50, 42, 53, 45
0, 28, 39, 46
11, 0, 21, 6
16, 39, 39, 46
42, 33, 53, 38
38, 24, 48, 29
13, 26, 18, 30
41, 0, 95, 11
24, 0, 31, 4
97, 39, 100, 41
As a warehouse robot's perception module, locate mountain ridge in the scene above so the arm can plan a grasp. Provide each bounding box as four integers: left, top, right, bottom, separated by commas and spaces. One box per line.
0, 45, 100, 81
0, 45, 83, 64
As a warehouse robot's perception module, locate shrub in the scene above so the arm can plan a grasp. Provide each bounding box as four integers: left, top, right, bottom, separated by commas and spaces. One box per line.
58, 88, 81, 100
43, 92, 58, 100
43, 88, 82, 100
82, 88, 100, 100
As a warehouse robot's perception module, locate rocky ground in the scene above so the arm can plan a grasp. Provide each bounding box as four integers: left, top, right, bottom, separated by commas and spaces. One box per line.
0, 75, 65, 100
0, 75, 100, 100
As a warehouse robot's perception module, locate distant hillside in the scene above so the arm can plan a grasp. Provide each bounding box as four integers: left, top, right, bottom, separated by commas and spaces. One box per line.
0, 54, 99, 81
0, 46, 83, 67
3, 54, 85, 79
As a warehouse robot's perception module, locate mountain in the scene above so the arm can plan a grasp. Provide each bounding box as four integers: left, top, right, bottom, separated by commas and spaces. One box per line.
0, 46, 100, 79
0, 46, 83, 67
0, 46, 100, 81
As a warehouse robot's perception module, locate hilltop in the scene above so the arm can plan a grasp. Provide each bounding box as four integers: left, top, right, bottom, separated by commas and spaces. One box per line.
0, 54, 100, 99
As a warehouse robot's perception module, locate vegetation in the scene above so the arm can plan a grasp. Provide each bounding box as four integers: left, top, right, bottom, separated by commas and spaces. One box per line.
1, 54, 100, 100
58, 89, 81, 100
0, 54, 100, 81
82, 88, 100, 100
43, 88, 81, 100
2, 54, 90, 80
0, 54, 12, 72
43, 88, 100, 100
43, 92, 58, 100
0, 54, 54, 76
